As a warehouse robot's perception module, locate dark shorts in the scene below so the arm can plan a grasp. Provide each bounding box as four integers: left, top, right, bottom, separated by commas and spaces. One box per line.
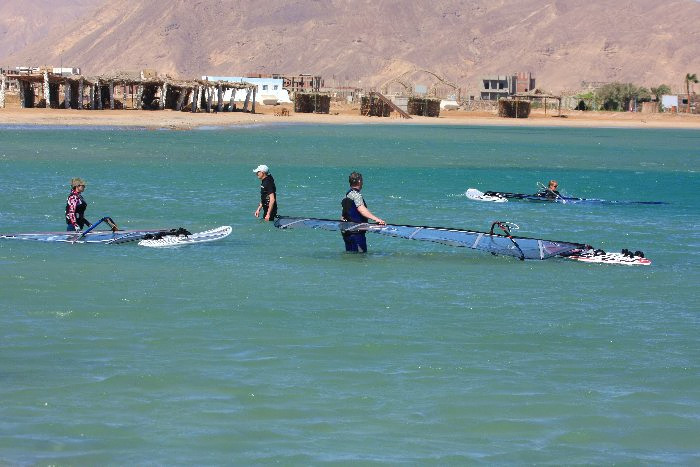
343, 232, 367, 253
263, 203, 278, 220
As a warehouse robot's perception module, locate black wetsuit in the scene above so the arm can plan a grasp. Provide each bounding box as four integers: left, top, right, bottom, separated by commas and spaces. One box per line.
341, 189, 368, 252
260, 174, 278, 219
535, 189, 560, 200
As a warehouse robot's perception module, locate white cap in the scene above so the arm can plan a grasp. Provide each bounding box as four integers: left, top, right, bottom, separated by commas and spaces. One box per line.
253, 164, 269, 173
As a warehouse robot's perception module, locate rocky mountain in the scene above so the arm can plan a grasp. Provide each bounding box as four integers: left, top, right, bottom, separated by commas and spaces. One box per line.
0, 0, 97, 59
2, 0, 699, 94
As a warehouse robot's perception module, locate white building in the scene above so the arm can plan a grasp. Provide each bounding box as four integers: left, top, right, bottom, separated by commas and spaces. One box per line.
440, 95, 460, 110
53, 67, 81, 76
661, 95, 679, 112
202, 76, 292, 105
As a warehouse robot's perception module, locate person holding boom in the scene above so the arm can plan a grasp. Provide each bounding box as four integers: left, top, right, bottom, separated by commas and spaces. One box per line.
340, 171, 385, 253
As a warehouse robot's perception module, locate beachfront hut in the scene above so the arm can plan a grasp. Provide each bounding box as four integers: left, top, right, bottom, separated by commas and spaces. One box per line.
91, 71, 162, 110
361, 95, 390, 117
190, 78, 256, 113
3, 70, 160, 110
407, 97, 441, 117
93, 73, 252, 112
498, 99, 531, 118
1, 70, 256, 113
295, 93, 331, 114
509, 92, 562, 116
360, 92, 411, 119
1, 69, 85, 109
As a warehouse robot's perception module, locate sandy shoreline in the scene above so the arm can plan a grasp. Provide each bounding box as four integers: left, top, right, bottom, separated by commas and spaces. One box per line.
1, 104, 699, 130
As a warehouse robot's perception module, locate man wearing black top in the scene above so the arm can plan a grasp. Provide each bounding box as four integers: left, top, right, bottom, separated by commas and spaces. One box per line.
253, 164, 278, 221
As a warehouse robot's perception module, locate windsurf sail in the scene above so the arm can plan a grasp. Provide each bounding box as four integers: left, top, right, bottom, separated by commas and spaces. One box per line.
0, 215, 170, 244
274, 216, 589, 260
0, 229, 168, 244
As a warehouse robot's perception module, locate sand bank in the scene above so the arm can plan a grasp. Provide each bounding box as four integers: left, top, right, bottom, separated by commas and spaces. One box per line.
1, 104, 699, 130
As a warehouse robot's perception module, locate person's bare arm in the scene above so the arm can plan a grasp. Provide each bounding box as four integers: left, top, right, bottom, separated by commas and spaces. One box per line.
358, 205, 385, 225
264, 193, 276, 221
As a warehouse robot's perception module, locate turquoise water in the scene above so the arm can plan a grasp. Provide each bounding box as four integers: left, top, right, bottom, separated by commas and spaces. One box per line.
1, 124, 699, 464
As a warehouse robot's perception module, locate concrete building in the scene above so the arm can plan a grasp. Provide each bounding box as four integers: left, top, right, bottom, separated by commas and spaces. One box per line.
240, 73, 323, 93
480, 75, 510, 100
52, 67, 81, 76
480, 72, 536, 100
662, 95, 679, 112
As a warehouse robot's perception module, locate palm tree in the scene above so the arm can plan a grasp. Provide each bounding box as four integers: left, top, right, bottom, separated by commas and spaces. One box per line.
685, 73, 698, 113
651, 84, 671, 102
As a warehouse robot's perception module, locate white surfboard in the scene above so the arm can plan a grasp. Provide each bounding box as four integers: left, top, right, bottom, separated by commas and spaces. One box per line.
138, 226, 232, 248
466, 188, 508, 203
564, 250, 651, 266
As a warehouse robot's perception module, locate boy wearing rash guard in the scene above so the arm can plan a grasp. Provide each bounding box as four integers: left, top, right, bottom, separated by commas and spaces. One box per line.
65, 177, 91, 231
340, 171, 385, 253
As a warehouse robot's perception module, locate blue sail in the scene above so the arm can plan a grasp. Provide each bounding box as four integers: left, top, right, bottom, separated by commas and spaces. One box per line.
481, 190, 666, 205
274, 216, 587, 260
0, 229, 167, 244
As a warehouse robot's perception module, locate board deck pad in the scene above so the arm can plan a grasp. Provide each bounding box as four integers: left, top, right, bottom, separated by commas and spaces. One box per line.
138, 226, 232, 248
466, 188, 508, 203
563, 250, 651, 265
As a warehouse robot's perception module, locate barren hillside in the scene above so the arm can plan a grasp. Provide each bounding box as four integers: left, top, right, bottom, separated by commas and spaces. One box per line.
0, 0, 97, 59
2, 0, 699, 93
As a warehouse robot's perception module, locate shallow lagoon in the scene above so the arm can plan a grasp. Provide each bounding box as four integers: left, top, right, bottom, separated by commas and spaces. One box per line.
1, 124, 699, 463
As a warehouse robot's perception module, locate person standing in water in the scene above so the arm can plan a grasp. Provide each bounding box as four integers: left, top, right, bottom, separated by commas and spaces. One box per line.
341, 171, 385, 253
253, 164, 278, 221
65, 177, 91, 231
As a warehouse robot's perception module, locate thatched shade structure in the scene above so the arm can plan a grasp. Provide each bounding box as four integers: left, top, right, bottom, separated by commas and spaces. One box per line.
498, 99, 531, 118
360, 92, 411, 118
1, 70, 256, 113
407, 97, 441, 117
510, 92, 562, 116
0, 70, 82, 109
361, 95, 390, 117
294, 92, 331, 113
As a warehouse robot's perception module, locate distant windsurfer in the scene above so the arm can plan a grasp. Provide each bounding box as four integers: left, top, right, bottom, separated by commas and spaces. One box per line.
341, 171, 385, 252
253, 164, 278, 221
536, 180, 561, 199
65, 177, 91, 231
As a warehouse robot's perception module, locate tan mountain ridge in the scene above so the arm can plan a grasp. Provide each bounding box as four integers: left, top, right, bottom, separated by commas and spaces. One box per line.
0, 0, 97, 59
2, 0, 699, 94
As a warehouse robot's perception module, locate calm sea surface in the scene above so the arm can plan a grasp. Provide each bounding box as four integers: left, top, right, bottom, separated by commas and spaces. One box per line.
1, 123, 699, 464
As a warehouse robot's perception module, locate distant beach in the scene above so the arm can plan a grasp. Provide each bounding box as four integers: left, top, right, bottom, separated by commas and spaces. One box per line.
2, 103, 699, 130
